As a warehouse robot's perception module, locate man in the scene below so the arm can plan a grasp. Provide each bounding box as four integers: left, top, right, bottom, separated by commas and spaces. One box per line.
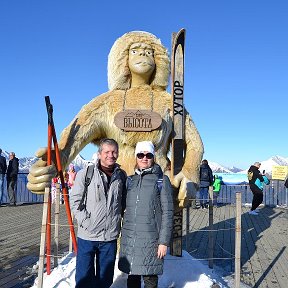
248, 162, 269, 215
69, 138, 126, 288
0, 148, 7, 205
285, 177, 288, 189
6, 152, 19, 206
199, 159, 213, 209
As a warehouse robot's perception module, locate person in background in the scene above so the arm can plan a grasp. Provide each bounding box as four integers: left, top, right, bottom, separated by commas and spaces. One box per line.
6, 152, 19, 206
247, 162, 270, 215
0, 148, 7, 205
69, 138, 126, 288
67, 163, 77, 190
51, 176, 58, 204
199, 159, 213, 209
284, 176, 288, 189
118, 141, 174, 288
55, 171, 69, 204
212, 175, 222, 207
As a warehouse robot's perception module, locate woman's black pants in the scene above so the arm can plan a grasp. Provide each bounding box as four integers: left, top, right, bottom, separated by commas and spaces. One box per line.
127, 274, 158, 288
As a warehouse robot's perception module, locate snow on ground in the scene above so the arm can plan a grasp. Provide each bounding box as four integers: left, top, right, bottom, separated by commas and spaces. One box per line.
30, 250, 247, 288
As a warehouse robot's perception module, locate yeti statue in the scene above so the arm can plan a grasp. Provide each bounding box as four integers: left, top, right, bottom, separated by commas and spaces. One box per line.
27, 31, 204, 207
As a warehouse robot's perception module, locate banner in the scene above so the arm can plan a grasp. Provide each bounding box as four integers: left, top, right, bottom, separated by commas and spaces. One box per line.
215, 173, 248, 185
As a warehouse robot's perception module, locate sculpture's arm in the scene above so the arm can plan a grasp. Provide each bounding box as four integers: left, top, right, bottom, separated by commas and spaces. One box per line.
182, 112, 204, 183
27, 93, 108, 194
172, 111, 204, 207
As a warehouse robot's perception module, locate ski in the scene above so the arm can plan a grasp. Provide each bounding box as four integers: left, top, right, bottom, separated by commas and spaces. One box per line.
170, 28, 185, 257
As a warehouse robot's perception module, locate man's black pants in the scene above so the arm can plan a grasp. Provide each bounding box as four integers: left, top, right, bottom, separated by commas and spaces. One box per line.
7, 177, 17, 205
250, 186, 263, 211
127, 274, 158, 288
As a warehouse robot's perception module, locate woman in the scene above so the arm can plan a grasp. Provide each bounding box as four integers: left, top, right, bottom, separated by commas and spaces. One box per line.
118, 141, 174, 288
67, 163, 77, 189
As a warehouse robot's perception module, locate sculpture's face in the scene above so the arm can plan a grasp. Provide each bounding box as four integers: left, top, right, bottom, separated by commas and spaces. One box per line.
128, 43, 155, 78
98, 144, 118, 168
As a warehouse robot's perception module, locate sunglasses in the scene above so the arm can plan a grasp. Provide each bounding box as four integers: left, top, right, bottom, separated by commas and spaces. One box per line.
136, 153, 154, 159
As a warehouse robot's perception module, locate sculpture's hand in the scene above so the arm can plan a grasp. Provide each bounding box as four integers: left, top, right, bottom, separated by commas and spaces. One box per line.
171, 171, 199, 208
26, 147, 57, 194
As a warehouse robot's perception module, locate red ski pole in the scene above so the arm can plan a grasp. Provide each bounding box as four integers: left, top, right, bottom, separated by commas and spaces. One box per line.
45, 98, 53, 275
45, 96, 78, 255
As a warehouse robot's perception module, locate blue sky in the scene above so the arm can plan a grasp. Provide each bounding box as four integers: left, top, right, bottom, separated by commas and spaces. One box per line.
0, 0, 287, 169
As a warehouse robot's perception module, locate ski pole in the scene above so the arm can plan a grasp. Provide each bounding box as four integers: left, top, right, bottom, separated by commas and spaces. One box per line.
45, 98, 53, 275
45, 96, 78, 255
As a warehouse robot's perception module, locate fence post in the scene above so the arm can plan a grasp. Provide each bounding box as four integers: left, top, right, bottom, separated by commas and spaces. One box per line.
208, 186, 214, 269
69, 214, 74, 253
53, 183, 60, 267
235, 192, 241, 288
37, 187, 50, 288
187, 206, 190, 251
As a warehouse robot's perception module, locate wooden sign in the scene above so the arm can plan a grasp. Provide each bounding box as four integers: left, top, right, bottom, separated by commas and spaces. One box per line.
114, 109, 162, 131
171, 209, 183, 256
272, 166, 288, 180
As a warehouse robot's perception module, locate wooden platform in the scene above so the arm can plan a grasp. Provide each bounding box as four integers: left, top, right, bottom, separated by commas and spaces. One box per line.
183, 205, 288, 288
0, 203, 287, 287
0, 203, 71, 288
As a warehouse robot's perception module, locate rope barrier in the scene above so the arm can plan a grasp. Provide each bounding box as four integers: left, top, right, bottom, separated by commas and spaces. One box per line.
48, 223, 76, 227
45, 253, 75, 259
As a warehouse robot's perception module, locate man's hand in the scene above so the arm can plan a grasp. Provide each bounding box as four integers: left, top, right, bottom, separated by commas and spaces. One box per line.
26, 147, 57, 194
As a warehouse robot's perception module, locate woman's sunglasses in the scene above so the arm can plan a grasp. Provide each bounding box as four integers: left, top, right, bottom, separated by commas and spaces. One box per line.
136, 153, 154, 159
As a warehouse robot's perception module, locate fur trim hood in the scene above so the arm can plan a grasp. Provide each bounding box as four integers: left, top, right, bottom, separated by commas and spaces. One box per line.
108, 31, 170, 91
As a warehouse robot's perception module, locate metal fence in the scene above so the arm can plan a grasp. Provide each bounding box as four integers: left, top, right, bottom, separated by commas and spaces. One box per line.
1, 174, 287, 207
219, 180, 287, 207
1, 173, 43, 204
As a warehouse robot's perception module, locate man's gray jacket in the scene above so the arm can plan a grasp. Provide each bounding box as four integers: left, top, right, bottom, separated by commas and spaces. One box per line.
70, 162, 126, 241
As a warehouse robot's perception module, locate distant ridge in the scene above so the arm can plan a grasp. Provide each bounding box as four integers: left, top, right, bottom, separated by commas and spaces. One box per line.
1, 151, 91, 173
1, 150, 287, 175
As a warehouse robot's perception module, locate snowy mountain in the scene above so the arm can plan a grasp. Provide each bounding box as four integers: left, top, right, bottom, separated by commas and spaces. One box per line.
1, 150, 287, 175
208, 161, 233, 173
1, 150, 91, 173
227, 166, 243, 173
18, 156, 39, 172
71, 154, 93, 172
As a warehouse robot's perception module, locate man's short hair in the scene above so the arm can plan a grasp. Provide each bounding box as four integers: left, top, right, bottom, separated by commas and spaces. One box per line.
98, 138, 119, 153
254, 162, 261, 167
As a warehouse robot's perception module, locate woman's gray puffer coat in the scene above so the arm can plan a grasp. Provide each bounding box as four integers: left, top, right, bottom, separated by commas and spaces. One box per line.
118, 164, 174, 275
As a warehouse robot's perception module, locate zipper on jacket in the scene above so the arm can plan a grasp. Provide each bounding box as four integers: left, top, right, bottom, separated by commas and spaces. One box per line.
104, 177, 114, 241
130, 175, 142, 271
